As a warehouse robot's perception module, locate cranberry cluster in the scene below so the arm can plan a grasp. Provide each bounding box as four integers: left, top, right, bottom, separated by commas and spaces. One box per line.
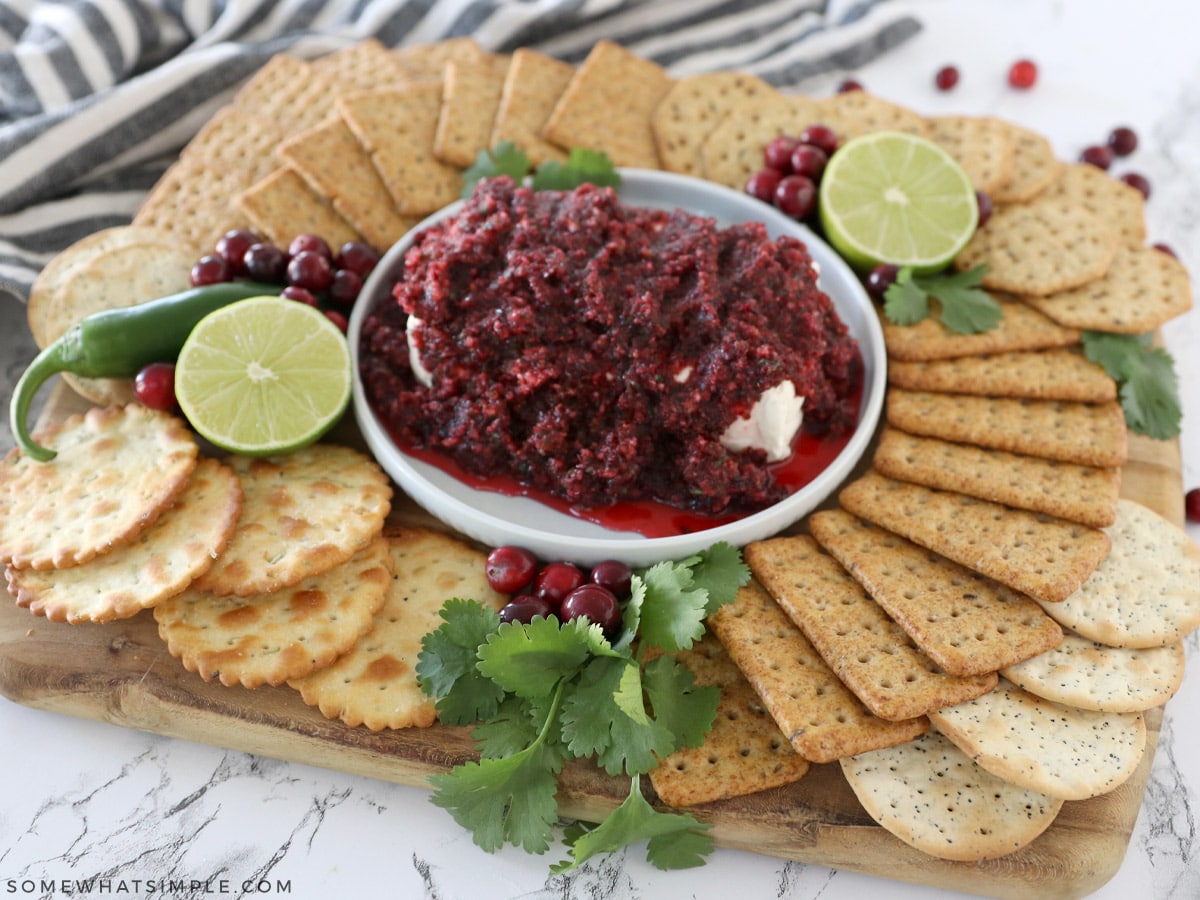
744, 124, 839, 221
1078, 125, 1151, 199
485, 546, 633, 639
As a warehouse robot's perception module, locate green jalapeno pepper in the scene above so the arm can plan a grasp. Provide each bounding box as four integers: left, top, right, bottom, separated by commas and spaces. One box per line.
10, 281, 280, 462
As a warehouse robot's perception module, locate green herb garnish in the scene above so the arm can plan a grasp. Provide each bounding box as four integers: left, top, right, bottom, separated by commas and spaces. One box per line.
1081, 330, 1182, 439
461, 141, 620, 198
883, 264, 1001, 334
416, 543, 751, 871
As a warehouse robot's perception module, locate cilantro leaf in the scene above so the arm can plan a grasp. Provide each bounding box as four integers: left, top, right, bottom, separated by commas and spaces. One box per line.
642, 656, 721, 751
689, 541, 751, 615
472, 695, 539, 760
613, 575, 646, 654
417, 599, 504, 725
559, 656, 629, 758
1082, 330, 1182, 439
477, 616, 593, 698
883, 264, 1000, 334
636, 561, 709, 653
460, 141, 531, 197
882, 267, 929, 326
532, 147, 621, 192
561, 658, 673, 775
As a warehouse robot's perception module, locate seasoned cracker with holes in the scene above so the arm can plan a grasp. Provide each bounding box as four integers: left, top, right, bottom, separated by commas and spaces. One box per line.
989, 119, 1063, 203
155, 536, 393, 688
237, 167, 364, 251
924, 114, 1015, 195
490, 48, 575, 167
1041, 161, 1147, 247
887, 348, 1117, 403
814, 90, 929, 140
0, 405, 197, 570
289, 527, 507, 730
192, 445, 391, 597
700, 94, 825, 190
882, 294, 1080, 361
434, 53, 512, 169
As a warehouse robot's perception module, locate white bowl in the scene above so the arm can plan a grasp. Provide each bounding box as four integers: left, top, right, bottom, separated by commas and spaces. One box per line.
348, 169, 885, 567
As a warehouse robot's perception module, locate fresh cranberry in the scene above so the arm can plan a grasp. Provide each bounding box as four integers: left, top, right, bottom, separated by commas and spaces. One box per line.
243, 242, 288, 283
1186, 488, 1200, 523
335, 241, 380, 277
745, 168, 783, 204
328, 268, 363, 306
774, 174, 817, 219
799, 124, 839, 157
1079, 144, 1114, 170
789, 144, 829, 182
837, 78, 864, 93
533, 562, 585, 608
589, 560, 633, 599
499, 594, 556, 625
323, 309, 349, 333
1120, 172, 1151, 199
763, 135, 800, 173
1152, 242, 1178, 259
975, 191, 994, 228
934, 65, 960, 91
287, 250, 334, 292
1108, 126, 1139, 157
559, 584, 622, 636
865, 263, 900, 300
486, 545, 539, 595
281, 285, 319, 306
133, 362, 178, 412
288, 233, 332, 260
190, 254, 231, 287
214, 229, 260, 275
1007, 59, 1038, 89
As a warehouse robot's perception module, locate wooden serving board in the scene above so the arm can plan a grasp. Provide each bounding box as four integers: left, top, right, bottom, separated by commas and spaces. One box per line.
0, 382, 1186, 900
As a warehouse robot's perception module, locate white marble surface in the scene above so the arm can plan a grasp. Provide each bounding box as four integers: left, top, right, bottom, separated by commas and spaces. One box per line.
1, 1, 1199, 898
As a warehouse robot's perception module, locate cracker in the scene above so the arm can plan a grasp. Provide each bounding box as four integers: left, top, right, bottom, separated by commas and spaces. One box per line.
393, 37, 486, 81
882, 294, 1080, 362
928, 679, 1146, 800
290, 527, 507, 730
700, 94, 825, 190
887, 348, 1117, 403
542, 40, 675, 169
230, 54, 329, 136
434, 53, 512, 169
745, 535, 998, 721
886, 388, 1128, 469
1040, 161, 1147, 247
1032, 498, 1200, 648
6, 458, 242, 623
838, 471, 1112, 605
707, 579, 928, 762
809, 509, 1063, 676
236, 167, 364, 251
1022, 244, 1193, 334
840, 729, 1063, 862
192, 445, 391, 597
647, 632, 811, 806
0, 405, 197, 570
311, 38, 407, 93
155, 536, 393, 688
338, 85, 462, 217
872, 427, 1121, 529
1001, 632, 1185, 713
490, 48, 575, 167
277, 116, 417, 251
813, 90, 929, 140
651, 71, 778, 177
989, 120, 1063, 204
925, 115, 1015, 195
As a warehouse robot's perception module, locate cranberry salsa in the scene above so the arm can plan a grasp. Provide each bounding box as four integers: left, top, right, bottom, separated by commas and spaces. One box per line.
360, 177, 862, 528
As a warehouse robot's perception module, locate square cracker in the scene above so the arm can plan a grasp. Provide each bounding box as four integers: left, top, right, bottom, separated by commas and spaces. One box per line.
744, 535, 998, 722
647, 633, 811, 807
434, 53, 513, 169
809, 508, 1063, 676
707, 579, 927, 762
925, 114, 1015, 195
542, 40, 675, 169
887, 347, 1117, 403
230, 54, 336, 138
700, 94, 825, 190
393, 37, 486, 81
311, 38, 408, 92
490, 48, 575, 167
838, 470, 1112, 604
236, 167, 364, 251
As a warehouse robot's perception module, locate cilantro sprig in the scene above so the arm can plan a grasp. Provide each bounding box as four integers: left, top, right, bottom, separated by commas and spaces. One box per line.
416, 543, 751, 872
461, 141, 621, 198
883, 264, 1001, 334
1082, 330, 1182, 439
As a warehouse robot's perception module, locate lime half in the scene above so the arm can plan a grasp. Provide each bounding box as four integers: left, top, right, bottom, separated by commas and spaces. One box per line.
818, 130, 979, 273
175, 296, 352, 456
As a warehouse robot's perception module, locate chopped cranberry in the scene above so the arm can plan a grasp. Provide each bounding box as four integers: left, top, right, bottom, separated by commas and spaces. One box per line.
1186, 488, 1200, 523
763, 135, 800, 173
789, 144, 829, 182
589, 560, 633, 599
837, 78, 864, 93
559, 584, 622, 636
774, 174, 817, 219
799, 124, 839, 157
243, 242, 288, 283
1108, 126, 1138, 157
215, 229, 260, 275
329, 268, 364, 306
499, 594, 556, 625
281, 285, 319, 306
934, 65, 960, 91
323, 309, 349, 333
288, 233, 332, 260
133, 362, 178, 412
1152, 242, 1178, 259
486, 545, 539, 595
1120, 172, 1151, 199
190, 254, 231, 287
1007, 58, 1038, 89
975, 191, 994, 229
533, 562, 585, 609
336, 241, 380, 277
287, 250, 334, 292
865, 263, 900, 300
1079, 144, 1114, 170
745, 168, 784, 204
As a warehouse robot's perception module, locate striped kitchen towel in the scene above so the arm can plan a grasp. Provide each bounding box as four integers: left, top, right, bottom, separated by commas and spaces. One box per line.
0, 0, 920, 304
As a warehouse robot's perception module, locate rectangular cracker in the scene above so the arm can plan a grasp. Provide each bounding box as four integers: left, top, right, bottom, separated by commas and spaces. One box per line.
236, 167, 364, 251
887, 348, 1117, 403
838, 471, 1112, 604
886, 388, 1128, 468
873, 426, 1121, 528
338, 85, 462, 217
809, 508, 1064, 676
707, 579, 928, 762
490, 48, 575, 167
393, 37, 486, 81
542, 40, 675, 169
744, 535, 998, 722
230, 53, 337, 138
311, 38, 408, 93
434, 53, 512, 169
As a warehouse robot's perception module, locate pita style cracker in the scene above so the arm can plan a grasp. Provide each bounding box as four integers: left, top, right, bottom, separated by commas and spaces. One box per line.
1032, 498, 1200, 648
929, 679, 1146, 800
0, 405, 197, 570
872, 427, 1121, 529
887, 348, 1117, 403
707, 579, 927, 763
841, 729, 1063, 862
6, 458, 242, 623
648, 632, 811, 806
814, 90, 929, 140
1022, 243, 1193, 334
925, 115, 1015, 195
542, 40, 675, 169
237, 167, 364, 251
989, 120, 1063, 203
809, 509, 1063, 677
700, 94, 825, 190
886, 389, 1128, 469
839, 471, 1112, 605
434, 53, 512, 169
490, 48, 575, 167
155, 536, 393, 688
1002, 631, 1185, 713
290, 527, 507, 730
745, 535, 998, 721
651, 71, 778, 177
193, 445, 391, 597
1041, 161, 1147, 247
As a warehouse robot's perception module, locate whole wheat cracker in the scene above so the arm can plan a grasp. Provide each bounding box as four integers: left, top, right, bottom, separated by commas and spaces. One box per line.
809, 509, 1063, 677
0, 405, 197, 570
434, 53, 512, 169
887, 348, 1117, 403
393, 37, 486, 81
310, 38, 408, 93
813, 90, 930, 140
745, 535, 998, 722
700, 94, 825, 190
192, 444, 391, 597
6, 458, 242, 623
989, 119, 1063, 204
236, 167, 364, 251
229, 54, 332, 137
707, 579, 928, 763
155, 536, 393, 689
838, 471, 1112, 605
490, 48, 575, 167
1039, 161, 1147, 247
924, 114, 1015, 195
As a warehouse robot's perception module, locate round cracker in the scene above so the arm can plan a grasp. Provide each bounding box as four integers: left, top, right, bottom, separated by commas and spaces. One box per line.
6, 458, 242, 623
0, 405, 198, 570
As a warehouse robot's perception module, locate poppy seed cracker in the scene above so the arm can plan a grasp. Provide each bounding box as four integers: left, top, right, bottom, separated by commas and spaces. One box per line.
887, 348, 1117, 403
